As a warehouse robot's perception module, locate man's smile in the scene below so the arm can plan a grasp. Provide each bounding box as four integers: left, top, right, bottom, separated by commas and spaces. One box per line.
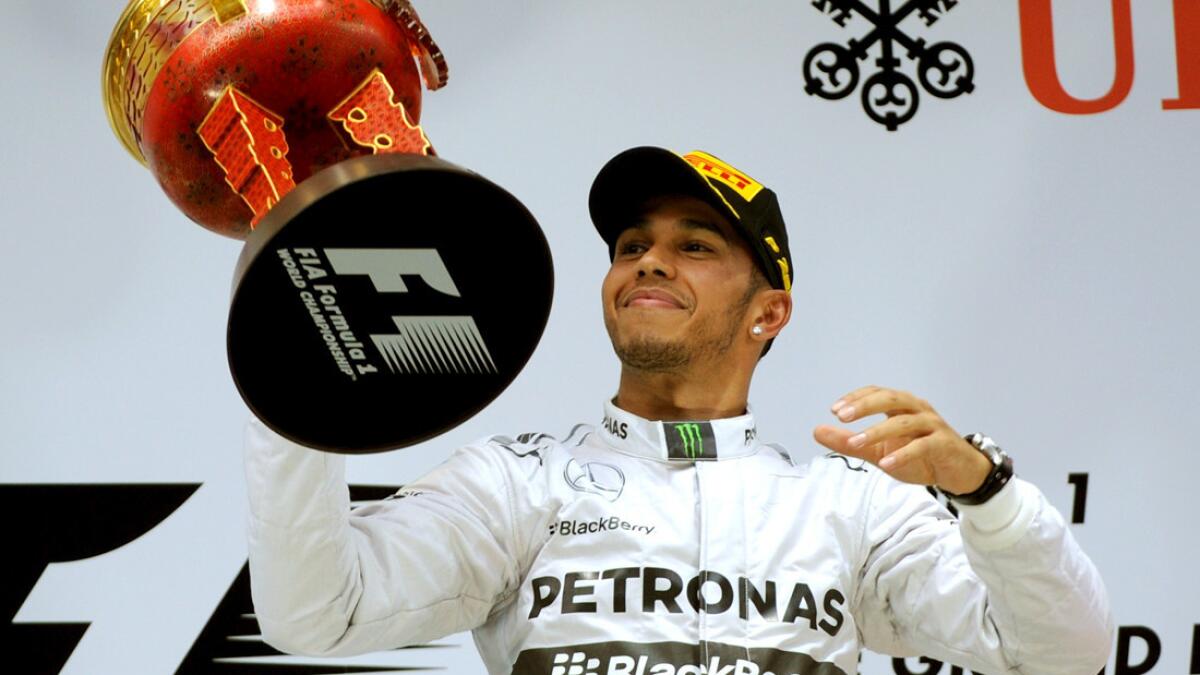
622, 288, 687, 310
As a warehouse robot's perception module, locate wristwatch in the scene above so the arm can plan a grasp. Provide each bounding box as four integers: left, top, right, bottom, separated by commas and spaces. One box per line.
939, 433, 1014, 505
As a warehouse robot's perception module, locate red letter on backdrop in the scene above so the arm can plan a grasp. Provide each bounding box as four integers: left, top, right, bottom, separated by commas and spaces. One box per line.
1163, 0, 1200, 110
1018, 0, 1135, 114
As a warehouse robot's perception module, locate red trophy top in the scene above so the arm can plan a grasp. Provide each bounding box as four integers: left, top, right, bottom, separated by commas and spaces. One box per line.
102, 0, 447, 238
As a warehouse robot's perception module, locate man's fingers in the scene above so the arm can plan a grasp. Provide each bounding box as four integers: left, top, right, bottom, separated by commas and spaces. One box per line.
813, 424, 885, 463
831, 385, 888, 417
832, 387, 927, 422
812, 424, 846, 450
877, 437, 933, 484
812, 425, 862, 455
830, 385, 881, 413
844, 413, 935, 452
814, 424, 931, 480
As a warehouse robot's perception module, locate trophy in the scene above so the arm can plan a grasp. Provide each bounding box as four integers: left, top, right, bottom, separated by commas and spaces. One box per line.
103, 0, 554, 453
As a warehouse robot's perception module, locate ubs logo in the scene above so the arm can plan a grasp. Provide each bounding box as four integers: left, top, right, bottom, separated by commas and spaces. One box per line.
803, 1, 1199, 127
804, 0, 973, 130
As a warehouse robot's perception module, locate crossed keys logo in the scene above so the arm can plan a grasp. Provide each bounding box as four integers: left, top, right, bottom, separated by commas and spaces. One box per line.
804, 0, 975, 130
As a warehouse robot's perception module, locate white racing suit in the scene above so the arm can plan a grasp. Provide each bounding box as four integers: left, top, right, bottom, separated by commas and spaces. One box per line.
245, 400, 1113, 675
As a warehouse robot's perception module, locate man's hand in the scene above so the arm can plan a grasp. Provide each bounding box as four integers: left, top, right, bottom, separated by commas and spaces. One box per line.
812, 385, 991, 495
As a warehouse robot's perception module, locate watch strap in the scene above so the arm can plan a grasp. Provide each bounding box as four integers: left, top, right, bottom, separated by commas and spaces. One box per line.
940, 433, 1014, 506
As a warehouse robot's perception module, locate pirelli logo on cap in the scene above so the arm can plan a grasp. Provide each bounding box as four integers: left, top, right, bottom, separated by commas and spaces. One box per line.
682, 151, 765, 203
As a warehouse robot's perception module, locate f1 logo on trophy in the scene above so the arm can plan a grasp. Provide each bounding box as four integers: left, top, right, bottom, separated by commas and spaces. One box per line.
102, 0, 554, 453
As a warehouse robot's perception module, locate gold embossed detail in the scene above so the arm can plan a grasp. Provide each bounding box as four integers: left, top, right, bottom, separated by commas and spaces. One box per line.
197, 86, 296, 226
328, 69, 433, 155
211, 0, 247, 24
102, 0, 217, 165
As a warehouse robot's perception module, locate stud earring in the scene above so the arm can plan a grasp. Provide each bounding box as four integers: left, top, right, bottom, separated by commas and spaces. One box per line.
751, 325, 764, 336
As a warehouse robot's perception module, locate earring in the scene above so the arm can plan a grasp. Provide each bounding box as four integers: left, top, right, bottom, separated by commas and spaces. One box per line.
751, 325, 764, 336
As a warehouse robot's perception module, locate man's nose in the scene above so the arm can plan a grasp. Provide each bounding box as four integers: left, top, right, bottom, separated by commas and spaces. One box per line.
635, 243, 676, 279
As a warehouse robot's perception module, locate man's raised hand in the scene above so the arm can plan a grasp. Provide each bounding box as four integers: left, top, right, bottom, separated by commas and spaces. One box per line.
812, 385, 991, 495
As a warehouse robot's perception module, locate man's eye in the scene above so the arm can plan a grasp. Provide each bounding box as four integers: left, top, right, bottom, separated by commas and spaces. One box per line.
683, 242, 714, 253
618, 242, 647, 255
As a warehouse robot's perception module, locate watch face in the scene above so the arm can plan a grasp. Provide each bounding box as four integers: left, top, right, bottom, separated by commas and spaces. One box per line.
969, 434, 1004, 467
987, 447, 1003, 467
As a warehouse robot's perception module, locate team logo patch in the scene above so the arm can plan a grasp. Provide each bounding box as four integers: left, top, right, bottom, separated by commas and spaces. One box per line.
564, 458, 626, 501
803, 0, 975, 131
665, 422, 717, 461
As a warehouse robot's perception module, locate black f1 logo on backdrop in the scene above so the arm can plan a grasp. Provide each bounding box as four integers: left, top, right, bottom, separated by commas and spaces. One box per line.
804, 0, 974, 130
1, 484, 447, 674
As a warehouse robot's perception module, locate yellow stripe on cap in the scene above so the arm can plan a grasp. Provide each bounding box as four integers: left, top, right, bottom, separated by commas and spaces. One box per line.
777, 257, 792, 293
682, 151, 766, 203
764, 236, 791, 292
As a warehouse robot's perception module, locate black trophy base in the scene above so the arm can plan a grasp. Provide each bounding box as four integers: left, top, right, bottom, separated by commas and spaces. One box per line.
227, 153, 553, 454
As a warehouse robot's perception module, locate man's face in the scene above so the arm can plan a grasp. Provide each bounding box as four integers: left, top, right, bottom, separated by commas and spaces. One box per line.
601, 194, 763, 372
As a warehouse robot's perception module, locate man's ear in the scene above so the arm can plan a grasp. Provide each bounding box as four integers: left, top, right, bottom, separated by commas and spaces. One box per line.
753, 289, 792, 339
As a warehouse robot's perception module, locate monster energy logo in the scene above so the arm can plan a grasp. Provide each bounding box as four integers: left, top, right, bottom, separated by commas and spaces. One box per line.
667, 422, 714, 460
675, 424, 703, 458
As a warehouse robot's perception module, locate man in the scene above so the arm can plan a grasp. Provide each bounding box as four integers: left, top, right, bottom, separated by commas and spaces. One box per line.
245, 147, 1113, 675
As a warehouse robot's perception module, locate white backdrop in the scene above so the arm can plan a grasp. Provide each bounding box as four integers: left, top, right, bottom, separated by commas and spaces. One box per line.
1, 1, 1197, 673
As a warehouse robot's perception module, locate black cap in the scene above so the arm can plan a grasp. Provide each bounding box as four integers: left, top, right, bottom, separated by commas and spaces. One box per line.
589, 147, 792, 292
